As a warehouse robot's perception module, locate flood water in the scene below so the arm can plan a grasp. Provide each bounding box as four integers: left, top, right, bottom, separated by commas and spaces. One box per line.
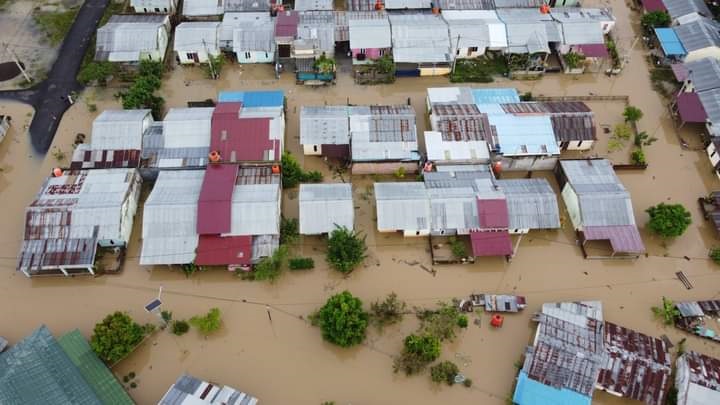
2, 1, 720, 404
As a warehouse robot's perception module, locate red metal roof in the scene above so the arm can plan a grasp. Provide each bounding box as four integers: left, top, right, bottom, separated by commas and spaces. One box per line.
642, 0, 666, 12
195, 235, 252, 266
197, 164, 239, 235
575, 44, 610, 58
583, 225, 645, 254
275, 11, 299, 37
211, 103, 276, 162
470, 230, 513, 257
476, 198, 509, 229
676, 92, 708, 124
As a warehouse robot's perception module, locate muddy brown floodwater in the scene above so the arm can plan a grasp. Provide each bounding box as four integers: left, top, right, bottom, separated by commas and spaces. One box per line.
2, 1, 720, 404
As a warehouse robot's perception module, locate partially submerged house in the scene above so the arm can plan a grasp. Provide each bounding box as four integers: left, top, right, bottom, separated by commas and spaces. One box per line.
442, 10, 508, 58
348, 17, 392, 63
673, 299, 720, 342
486, 113, 560, 171
388, 14, 451, 76
159, 374, 259, 405
276, 11, 300, 59
296, 11, 336, 59
300, 105, 351, 158
95, 15, 170, 63
299, 183, 354, 235
224, 0, 271, 12
221, 13, 275, 63
17, 169, 142, 277
71, 109, 152, 170
131, 0, 177, 14
496, 178, 561, 234
664, 0, 713, 25
0, 326, 133, 405
673, 17, 720, 63
182, 0, 224, 18
555, 159, 645, 258
501, 101, 597, 150
655, 27, 687, 62
174, 22, 221, 64
374, 182, 431, 236
496, 9, 553, 74
551, 8, 614, 72
675, 351, 720, 405
424, 104, 493, 165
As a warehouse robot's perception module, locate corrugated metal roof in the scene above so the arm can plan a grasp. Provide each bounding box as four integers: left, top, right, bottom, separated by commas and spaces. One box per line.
389, 14, 451, 63
374, 182, 430, 231
583, 225, 645, 253
428, 87, 476, 105
95, 15, 168, 62
541, 300, 604, 323
198, 164, 238, 235
183, 0, 224, 16
350, 105, 419, 162
91, 109, 151, 150
211, 104, 278, 162
159, 374, 259, 405
487, 114, 559, 156
513, 371, 592, 405
560, 21, 605, 45
174, 22, 219, 52
559, 159, 625, 190
295, 0, 333, 10
218, 90, 285, 107
686, 58, 720, 92
477, 197, 508, 228
300, 106, 351, 145
221, 12, 272, 43
297, 14, 336, 54
664, 0, 712, 20
348, 18, 391, 49
233, 23, 274, 53
550, 7, 616, 23
472, 88, 520, 104
70, 145, 141, 170
230, 183, 280, 236
438, 0, 495, 10
196, 235, 252, 266
428, 186, 479, 231
674, 17, 720, 52
443, 10, 508, 50
494, 0, 543, 7
699, 88, 720, 134
424, 130, 490, 162
299, 183, 354, 234
656, 27, 687, 57
384, 0, 430, 7
498, 179, 560, 230
431, 103, 494, 141
276, 10, 300, 38
676, 301, 705, 317
470, 230, 512, 256
676, 352, 720, 405
162, 107, 214, 148
224, 0, 271, 12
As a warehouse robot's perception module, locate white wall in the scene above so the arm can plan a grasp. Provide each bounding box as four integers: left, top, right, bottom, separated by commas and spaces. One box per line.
561, 183, 582, 230
236, 51, 275, 64
131, 0, 176, 13
564, 140, 594, 151
304, 144, 322, 155
686, 47, 720, 63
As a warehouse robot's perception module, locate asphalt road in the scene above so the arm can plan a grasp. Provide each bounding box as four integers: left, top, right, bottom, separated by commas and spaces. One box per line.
0, 0, 109, 153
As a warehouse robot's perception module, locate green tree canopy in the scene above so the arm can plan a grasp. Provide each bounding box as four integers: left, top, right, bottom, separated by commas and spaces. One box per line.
393, 334, 441, 375
623, 105, 644, 123
90, 312, 153, 364
646, 203, 692, 238
326, 226, 367, 274
189, 308, 222, 336
641, 11, 671, 28
316, 291, 369, 347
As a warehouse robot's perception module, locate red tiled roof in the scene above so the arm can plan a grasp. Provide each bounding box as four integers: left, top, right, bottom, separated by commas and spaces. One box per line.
197, 164, 239, 235
195, 235, 252, 266
477, 198, 509, 229
676, 92, 708, 124
211, 103, 276, 162
470, 230, 513, 257
584, 225, 645, 254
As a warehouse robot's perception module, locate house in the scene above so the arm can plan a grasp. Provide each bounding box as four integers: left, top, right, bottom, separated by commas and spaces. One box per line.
672, 57, 718, 128
300, 105, 351, 158
555, 159, 645, 258
436, 0, 495, 10
223, 13, 275, 63
17, 168, 142, 277
494, 0, 546, 7
276, 11, 300, 59
496, 9, 553, 73
672, 299, 720, 342
295, 0, 333, 10
551, 8, 614, 72
501, 101, 597, 150
174, 22, 220, 64
707, 137, 720, 179
131, 0, 177, 14
664, 0, 713, 25
388, 14, 451, 76
224, 0, 271, 12
486, 113, 560, 171
496, 178, 561, 234
374, 182, 430, 236
95, 15, 170, 63
296, 11, 336, 58
0, 326, 133, 405
350, 105, 420, 174
442, 10, 508, 58
348, 17, 392, 63
674, 17, 720, 63
299, 183, 354, 235
675, 351, 720, 405
159, 374, 258, 405
70, 109, 152, 170
424, 104, 493, 165
182, 0, 224, 17
140, 107, 214, 177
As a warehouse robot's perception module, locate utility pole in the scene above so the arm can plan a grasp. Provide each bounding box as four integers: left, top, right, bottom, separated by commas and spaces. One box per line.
2, 43, 32, 83
451, 35, 461, 75
202, 39, 217, 79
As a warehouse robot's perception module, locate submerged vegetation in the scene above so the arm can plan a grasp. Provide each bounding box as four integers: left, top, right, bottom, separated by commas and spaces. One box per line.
450, 56, 508, 83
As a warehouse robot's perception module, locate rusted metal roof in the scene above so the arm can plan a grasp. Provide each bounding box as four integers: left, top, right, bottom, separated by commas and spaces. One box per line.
598, 322, 672, 405
431, 104, 495, 142
677, 351, 720, 404
70, 147, 141, 170
501, 101, 596, 142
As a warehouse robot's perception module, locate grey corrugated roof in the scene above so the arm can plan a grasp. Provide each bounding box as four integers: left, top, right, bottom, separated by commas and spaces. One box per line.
348, 18, 391, 49
676, 301, 705, 317
674, 17, 720, 52
541, 301, 604, 324
297, 12, 336, 54
350, 105, 419, 161
445, 20, 491, 50
95, 15, 168, 61
233, 23, 274, 52
221, 12, 272, 43
184, 0, 224, 16
550, 7, 616, 23
578, 193, 635, 226
699, 88, 720, 134
300, 106, 351, 145
501, 22, 550, 53
374, 182, 430, 231
295, 0, 333, 10
498, 179, 560, 230
299, 183, 354, 234
664, 0, 712, 20
438, 0, 495, 10
686, 58, 720, 92
427, 87, 476, 104
230, 183, 280, 236
494, 0, 543, 7
559, 159, 626, 191
91, 109, 151, 150
389, 14, 451, 63
224, 0, 270, 12
384, 0, 431, 8
560, 21, 605, 45
174, 22, 219, 51
428, 188, 479, 231
159, 374, 259, 405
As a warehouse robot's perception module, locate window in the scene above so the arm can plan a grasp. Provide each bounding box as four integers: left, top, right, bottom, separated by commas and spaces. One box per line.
164, 8, 167, 12
379, 49, 385, 56
313, 145, 318, 152
576, 141, 583, 147
469, 47, 478, 52
456, 49, 460, 55
143, 8, 148, 12
245, 52, 251, 59
155, 7, 160, 12
265, 52, 268, 58
186, 53, 194, 60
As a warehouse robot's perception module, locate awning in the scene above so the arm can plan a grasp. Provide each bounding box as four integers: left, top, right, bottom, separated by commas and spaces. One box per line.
195, 235, 252, 266
676, 92, 708, 123
642, 0, 666, 12
654, 28, 686, 57
583, 225, 645, 254
574, 44, 609, 58
670, 63, 689, 82
470, 230, 513, 257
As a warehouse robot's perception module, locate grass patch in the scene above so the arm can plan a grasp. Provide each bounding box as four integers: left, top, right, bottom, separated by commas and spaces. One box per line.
34, 7, 80, 46
450, 57, 508, 83
650, 67, 678, 97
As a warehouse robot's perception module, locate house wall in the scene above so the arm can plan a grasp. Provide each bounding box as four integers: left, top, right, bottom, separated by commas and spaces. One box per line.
118, 170, 143, 244
131, 0, 176, 13
501, 155, 558, 171
177, 47, 220, 64
707, 142, 720, 179
509, 228, 530, 235
561, 183, 583, 230
351, 161, 418, 175
560, 140, 594, 151
304, 144, 322, 155
419, 66, 451, 76
455, 47, 485, 59
140, 27, 169, 62
351, 48, 386, 60
236, 51, 275, 64
686, 47, 720, 63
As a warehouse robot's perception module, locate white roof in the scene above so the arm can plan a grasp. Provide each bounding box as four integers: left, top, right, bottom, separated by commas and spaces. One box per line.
349, 18, 391, 49
221, 12, 272, 42
140, 170, 204, 265
442, 10, 508, 49
427, 87, 476, 105
230, 183, 280, 236
174, 22, 219, 51
299, 183, 354, 234
686, 382, 720, 405
374, 182, 430, 231
183, 0, 224, 16
424, 131, 490, 162
384, 0, 431, 8
300, 106, 351, 145
162, 108, 214, 148
389, 14, 451, 63
486, 114, 560, 156
294, 0, 333, 10
96, 16, 168, 62
91, 109, 151, 150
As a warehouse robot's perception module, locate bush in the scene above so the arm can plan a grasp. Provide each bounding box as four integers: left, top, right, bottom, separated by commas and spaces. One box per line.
623, 106, 644, 123
710, 247, 720, 265
631, 149, 646, 165
376, 55, 395, 74
449, 237, 468, 259
289, 257, 315, 270
281, 152, 323, 188
463, 378, 473, 388
457, 315, 468, 328
613, 123, 632, 141
34, 8, 79, 46
161, 311, 173, 323
327, 226, 367, 274
119, 60, 165, 118
394, 166, 406, 179
204, 54, 225, 79
78, 61, 117, 86
171, 320, 190, 336
641, 11, 671, 29
250, 245, 288, 282
646, 203, 692, 238
394, 334, 441, 375
189, 308, 222, 336
316, 291, 369, 347
651, 297, 680, 325
430, 361, 459, 385
181, 262, 201, 278
634, 131, 658, 147
370, 292, 407, 330
90, 312, 154, 364
417, 302, 464, 341
280, 216, 299, 245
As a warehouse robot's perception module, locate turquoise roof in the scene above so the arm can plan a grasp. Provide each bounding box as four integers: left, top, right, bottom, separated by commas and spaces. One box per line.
513, 372, 592, 405
655, 28, 687, 57
471, 88, 520, 105
218, 90, 285, 107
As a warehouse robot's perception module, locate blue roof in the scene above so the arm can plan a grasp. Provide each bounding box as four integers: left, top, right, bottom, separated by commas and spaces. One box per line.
218, 90, 285, 107
487, 114, 560, 156
513, 372, 592, 405
471, 88, 520, 105
655, 28, 687, 57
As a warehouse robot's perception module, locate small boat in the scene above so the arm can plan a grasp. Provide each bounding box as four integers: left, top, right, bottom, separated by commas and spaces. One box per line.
459, 294, 526, 313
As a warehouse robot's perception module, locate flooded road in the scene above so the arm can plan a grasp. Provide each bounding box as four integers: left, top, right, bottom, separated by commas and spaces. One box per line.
2, 1, 720, 404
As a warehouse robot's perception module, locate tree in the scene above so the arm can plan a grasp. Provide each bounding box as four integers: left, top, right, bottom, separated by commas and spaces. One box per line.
288, 257, 315, 270
120, 60, 164, 118
646, 203, 692, 238
90, 312, 154, 364
281, 152, 323, 188
250, 245, 288, 282
204, 54, 225, 79
641, 11, 671, 29
631, 149, 646, 165
430, 361, 460, 385
315, 291, 369, 347
449, 237, 468, 259
710, 247, 720, 265
171, 320, 189, 336
623, 106, 644, 123
417, 302, 465, 341
78, 61, 117, 85
189, 308, 222, 336
326, 226, 367, 274
651, 297, 680, 325
375, 55, 395, 74
280, 216, 299, 245
634, 131, 658, 148
393, 334, 441, 375
370, 292, 407, 330
564, 52, 585, 69
314, 53, 336, 74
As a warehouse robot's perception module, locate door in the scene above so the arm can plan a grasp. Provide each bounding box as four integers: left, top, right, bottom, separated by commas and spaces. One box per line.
278, 44, 291, 58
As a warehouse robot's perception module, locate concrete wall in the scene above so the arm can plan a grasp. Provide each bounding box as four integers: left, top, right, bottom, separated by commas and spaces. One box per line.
177, 48, 220, 64
501, 155, 559, 171
131, 0, 176, 13
561, 140, 594, 151
561, 183, 582, 230
304, 144, 322, 155
351, 48, 386, 60
119, 170, 143, 244
236, 51, 275, 64
419, 66, 451, 76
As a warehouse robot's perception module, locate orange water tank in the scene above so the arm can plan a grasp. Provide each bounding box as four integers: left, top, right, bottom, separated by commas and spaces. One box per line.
491, 314, 504, 328
540, 4, 550, 14
375, 0, 384, 10
52, 167, 63, 177
209, 150, 221, 163
492, 161, 502, 174
271, 164, 281, 174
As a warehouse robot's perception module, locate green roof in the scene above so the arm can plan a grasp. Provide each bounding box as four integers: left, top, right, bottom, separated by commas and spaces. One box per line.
0, 325, 103, 405
58, 329, 135, 405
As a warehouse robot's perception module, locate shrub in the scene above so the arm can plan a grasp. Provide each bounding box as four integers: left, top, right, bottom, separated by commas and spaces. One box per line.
171, 320, 189, 336
189, 308, 222, 336
417, 302, 464, 342
119, 60, 164, 118
316, 291, 369, 347
370, 292, 407, 330
280, 216, 299, 245
623, 106, 643, 123
430, 361, 460, 385
281, 152, 323, 188
289, 257, 315, 270
710, 247, 720, 265
457, 315, 468, 328
449, 237, 468, 259
204, 54, 225, 79
327, 226, 367, 274
161, 310, 172, 323
463, 378, 473, 387
631, 149, 646, 165
394, 334, 441, 375
634, 131, 658, 147
181, 262, 201, 278
376, 55, 395, 74
250, 245, 288, 282
613, 123, 632, 140
641, 11, 671, 29
651, 297, 680, 325
646, 203, 692, 238
78, 61, 117, 85
90, 312, 154, 364
394, 166, 406, 179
